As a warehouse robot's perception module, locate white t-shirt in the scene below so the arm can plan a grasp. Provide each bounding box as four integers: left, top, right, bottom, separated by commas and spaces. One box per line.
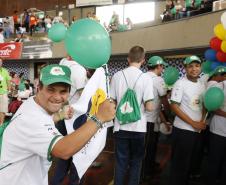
199, 74, 209, 88
145, 71, 167, 123
111, 66, 154, 133
18, 89, 31, 99
170, 76, 206, 132
60, 58, 87, 104
209, 81, 226, 137
0, 97, 63, 185
207, 80, 223, 89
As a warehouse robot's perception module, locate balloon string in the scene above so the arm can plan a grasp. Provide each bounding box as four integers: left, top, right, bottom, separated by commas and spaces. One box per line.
199, 112, 208, 133
204, 112, 209, 122
103, 64, 110, 99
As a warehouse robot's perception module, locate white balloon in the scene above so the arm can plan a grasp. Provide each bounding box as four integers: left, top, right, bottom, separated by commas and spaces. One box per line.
221, 11, 226, 29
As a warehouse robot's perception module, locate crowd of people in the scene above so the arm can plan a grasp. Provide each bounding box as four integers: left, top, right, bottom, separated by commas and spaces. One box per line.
0, 9, 105, 43
0, 8, 134, 44
0, 0, 220, 43
105, 11, 133, 32
0, 44, 226, 185
162, 0, 215, 22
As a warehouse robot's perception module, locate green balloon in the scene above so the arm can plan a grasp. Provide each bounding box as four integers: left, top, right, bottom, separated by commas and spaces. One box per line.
48, 23, 67, 42
202, 61, 212, 74
163, 67, 179, 86
64, 19, 111, 69
204, 87, 224, 111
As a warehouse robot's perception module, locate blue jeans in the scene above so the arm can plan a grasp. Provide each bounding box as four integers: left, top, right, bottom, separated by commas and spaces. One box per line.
50, 158, 81, 185
50, 120, 81, 185
114, 131, 145, 185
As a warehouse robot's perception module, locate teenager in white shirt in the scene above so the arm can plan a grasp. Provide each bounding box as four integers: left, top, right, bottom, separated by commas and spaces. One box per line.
0, 64, 115, 185
111, 46, 154, 185
169, 56, 206, 185
143, 56, 169, 177
207, 66, 226, 185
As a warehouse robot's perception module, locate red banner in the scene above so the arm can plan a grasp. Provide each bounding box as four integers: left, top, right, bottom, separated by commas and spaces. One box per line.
0, 43, 23, 59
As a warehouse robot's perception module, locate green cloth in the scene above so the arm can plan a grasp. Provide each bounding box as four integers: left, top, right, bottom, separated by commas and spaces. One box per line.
209, 66, 226, 78
170, 7, 177, 15
148, 56, 168, 67
116, 71, 142, 125
0, 68, 11, 95
184, 55, 202, 65
18, 77, 25, 91
116, 88, 141, 125
195, 0, 202, 8
40, 64, 71, 86
185, 0, 192, 7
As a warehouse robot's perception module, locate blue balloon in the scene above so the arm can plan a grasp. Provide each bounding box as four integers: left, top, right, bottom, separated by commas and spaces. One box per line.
211, 61, 222, 70
205, 49, 217, 61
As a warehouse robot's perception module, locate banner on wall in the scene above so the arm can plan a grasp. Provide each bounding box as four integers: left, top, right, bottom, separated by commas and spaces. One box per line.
76, 0, 113, 7
0, 43, 23, 59
22, 41, 53, 59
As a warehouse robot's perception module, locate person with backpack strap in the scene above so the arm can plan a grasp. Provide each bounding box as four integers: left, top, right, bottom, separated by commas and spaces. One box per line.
110, 46, 154, 185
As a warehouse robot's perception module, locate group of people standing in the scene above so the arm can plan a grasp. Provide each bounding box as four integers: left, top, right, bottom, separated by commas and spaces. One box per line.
0, 45, 225, 185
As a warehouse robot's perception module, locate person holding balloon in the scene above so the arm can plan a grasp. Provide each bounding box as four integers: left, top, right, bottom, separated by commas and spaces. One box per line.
206, 66, 226, 185
169, 55, 206, 185
0, 64, 116, 185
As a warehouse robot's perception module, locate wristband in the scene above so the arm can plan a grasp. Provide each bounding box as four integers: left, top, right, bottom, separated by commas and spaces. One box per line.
86, 113, 103, 129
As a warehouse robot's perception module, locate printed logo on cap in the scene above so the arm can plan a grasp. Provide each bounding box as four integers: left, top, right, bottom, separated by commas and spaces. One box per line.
157, 60, 162, 64
50, 67, 65, 76
190, 56, 198, 60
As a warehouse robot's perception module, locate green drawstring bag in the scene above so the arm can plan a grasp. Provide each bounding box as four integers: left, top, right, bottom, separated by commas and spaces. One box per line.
116, 71, 142, 125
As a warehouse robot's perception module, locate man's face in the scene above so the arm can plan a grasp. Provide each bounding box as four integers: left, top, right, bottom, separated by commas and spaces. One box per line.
37, 83, 70, 114
185, 62, 201, 79
156, 64, 164, 76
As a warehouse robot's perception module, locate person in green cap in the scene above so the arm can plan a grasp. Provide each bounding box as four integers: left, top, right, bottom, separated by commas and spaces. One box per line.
0, 58, 11, 125
207, 66, 226, 89
207, 66, 226, 185
142, 56, 170, 178
169, 55, 206, 185
0, 64, 115, 185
